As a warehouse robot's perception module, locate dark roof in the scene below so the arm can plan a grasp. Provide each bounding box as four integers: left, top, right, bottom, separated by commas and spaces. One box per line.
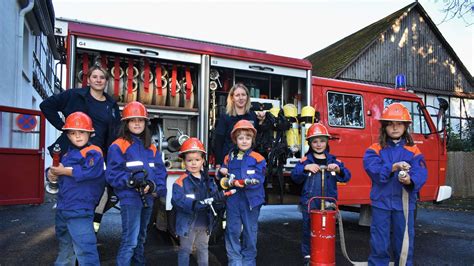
305, 2, 473, 86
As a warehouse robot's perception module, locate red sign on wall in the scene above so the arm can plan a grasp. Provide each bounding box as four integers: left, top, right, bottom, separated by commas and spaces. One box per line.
16, 114, 38, 132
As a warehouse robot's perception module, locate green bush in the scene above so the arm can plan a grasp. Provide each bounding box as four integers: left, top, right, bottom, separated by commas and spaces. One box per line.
447, 119, 474, 152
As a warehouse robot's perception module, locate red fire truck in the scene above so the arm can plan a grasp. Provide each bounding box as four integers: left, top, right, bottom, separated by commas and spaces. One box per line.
53, 19, 451, 229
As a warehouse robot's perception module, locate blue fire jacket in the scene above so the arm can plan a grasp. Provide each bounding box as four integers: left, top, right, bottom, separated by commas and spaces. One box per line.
172, 171, 221, 236
221, 149, 266, 209
363, 139, 427, 211
106, 136, 167, 207
291, 151, 351, 209
55, 144, 105, 211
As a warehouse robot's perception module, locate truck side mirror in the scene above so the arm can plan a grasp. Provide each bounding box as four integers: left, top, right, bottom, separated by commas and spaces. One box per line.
437, 98, 449, 114
435, 98, 449, 145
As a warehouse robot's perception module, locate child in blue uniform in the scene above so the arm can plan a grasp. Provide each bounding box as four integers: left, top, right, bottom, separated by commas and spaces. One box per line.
46, 112, 105, 265
106, 101, 167, 266
291, 123, 351, 265
363, 103, 427, 266
219, 119, 266, 266
172, 138, 224, 266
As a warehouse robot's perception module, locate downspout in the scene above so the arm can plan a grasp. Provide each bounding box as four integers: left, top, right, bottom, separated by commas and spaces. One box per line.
17, 0, 35, 107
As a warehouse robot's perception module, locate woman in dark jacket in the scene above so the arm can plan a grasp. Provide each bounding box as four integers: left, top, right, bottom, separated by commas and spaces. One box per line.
214, 83, 265, 168
40, 65, 121, 158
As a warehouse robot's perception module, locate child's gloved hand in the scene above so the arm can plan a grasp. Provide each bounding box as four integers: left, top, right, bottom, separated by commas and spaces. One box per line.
392, 161, 411, 172
304, 163, 321, 174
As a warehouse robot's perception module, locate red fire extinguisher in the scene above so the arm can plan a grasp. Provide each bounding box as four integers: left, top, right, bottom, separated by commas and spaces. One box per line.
307, 196, 338, 266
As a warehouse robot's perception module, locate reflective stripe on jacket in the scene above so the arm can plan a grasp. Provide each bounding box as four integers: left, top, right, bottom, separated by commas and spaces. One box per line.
106, 135, 167, 207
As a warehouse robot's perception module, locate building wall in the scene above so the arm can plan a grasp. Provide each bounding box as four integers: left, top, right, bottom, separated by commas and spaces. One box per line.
0, 1, 20, 106
0, 0, 59, 166
340, 10, 472, 96
340, 9, 473, 137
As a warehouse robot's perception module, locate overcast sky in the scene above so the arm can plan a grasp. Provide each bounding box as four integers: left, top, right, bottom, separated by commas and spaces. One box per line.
53, 0, 473, 75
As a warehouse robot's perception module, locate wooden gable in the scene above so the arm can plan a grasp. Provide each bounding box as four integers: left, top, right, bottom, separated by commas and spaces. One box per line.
305, 2, 473, 98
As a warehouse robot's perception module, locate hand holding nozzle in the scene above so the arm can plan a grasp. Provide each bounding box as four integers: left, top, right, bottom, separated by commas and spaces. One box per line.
220, 174, 260, 190
127, 170, 153, 208
200, 189, 237, 216
393, 161, 411, 172
398, 170, 412, 185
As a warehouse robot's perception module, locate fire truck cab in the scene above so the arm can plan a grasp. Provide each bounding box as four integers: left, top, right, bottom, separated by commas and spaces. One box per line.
309, 77, 451, 224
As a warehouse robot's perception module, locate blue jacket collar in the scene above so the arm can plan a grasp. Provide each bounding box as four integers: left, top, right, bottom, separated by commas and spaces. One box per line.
306, 150, 335, 162
387, 138, 406, 147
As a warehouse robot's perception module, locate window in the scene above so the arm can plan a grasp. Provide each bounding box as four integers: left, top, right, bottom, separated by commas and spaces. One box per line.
384, 99, 431, 134
327, 92, 364, 128
22, 24, 31, 75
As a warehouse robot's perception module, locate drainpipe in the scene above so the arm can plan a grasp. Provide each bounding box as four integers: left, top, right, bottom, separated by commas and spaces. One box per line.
16, 0, 35, 108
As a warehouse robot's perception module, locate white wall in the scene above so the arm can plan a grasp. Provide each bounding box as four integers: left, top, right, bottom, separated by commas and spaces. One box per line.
0, 1, 19, 106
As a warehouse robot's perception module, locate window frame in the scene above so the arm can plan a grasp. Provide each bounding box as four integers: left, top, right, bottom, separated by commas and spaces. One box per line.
326, 91, 365, 129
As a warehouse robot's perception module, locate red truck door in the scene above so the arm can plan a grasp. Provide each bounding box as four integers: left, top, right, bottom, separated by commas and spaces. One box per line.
319, 86, 373, 205
0, 106, 45, 205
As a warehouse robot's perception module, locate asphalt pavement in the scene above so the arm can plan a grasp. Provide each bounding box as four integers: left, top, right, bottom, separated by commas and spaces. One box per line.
0, 196, 473, 265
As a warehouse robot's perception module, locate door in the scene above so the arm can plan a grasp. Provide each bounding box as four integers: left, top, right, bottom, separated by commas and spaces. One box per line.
0, 106, 45, 205
322, 89, 372, 205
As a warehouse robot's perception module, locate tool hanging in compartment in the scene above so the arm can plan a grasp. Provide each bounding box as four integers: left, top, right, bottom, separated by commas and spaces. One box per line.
138, 58, 154, 105
94, 53, 108, 70
74, 51, 198, 108
124, 58, 139, 103
179, 66, 194, 109
76, 53, 90, 88
168, 65, 180, 107
153, 63, 168, 106
108, 56, 124, 102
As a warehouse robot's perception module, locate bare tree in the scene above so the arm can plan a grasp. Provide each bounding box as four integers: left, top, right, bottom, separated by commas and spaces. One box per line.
435, 0, 473, 26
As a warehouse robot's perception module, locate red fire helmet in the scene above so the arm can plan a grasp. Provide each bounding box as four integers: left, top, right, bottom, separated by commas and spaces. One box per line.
379, 103, 412, 122
231, 120, 257, 142
179, 137, 206, 156
122, 101, 148, 120
62, 111, 94, 132
306, 123, 330, 140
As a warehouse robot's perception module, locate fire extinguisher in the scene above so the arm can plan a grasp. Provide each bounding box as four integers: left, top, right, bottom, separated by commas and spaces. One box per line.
45, 144, 61, 194
307, 196, 338, 266
307, 164, 338, 266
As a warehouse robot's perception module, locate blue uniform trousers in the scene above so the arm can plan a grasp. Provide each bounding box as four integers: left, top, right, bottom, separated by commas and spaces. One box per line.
54, 209, 99, 266
117, 204, 153, 266
369, 206, 415, 266
225, 193, 261, 266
